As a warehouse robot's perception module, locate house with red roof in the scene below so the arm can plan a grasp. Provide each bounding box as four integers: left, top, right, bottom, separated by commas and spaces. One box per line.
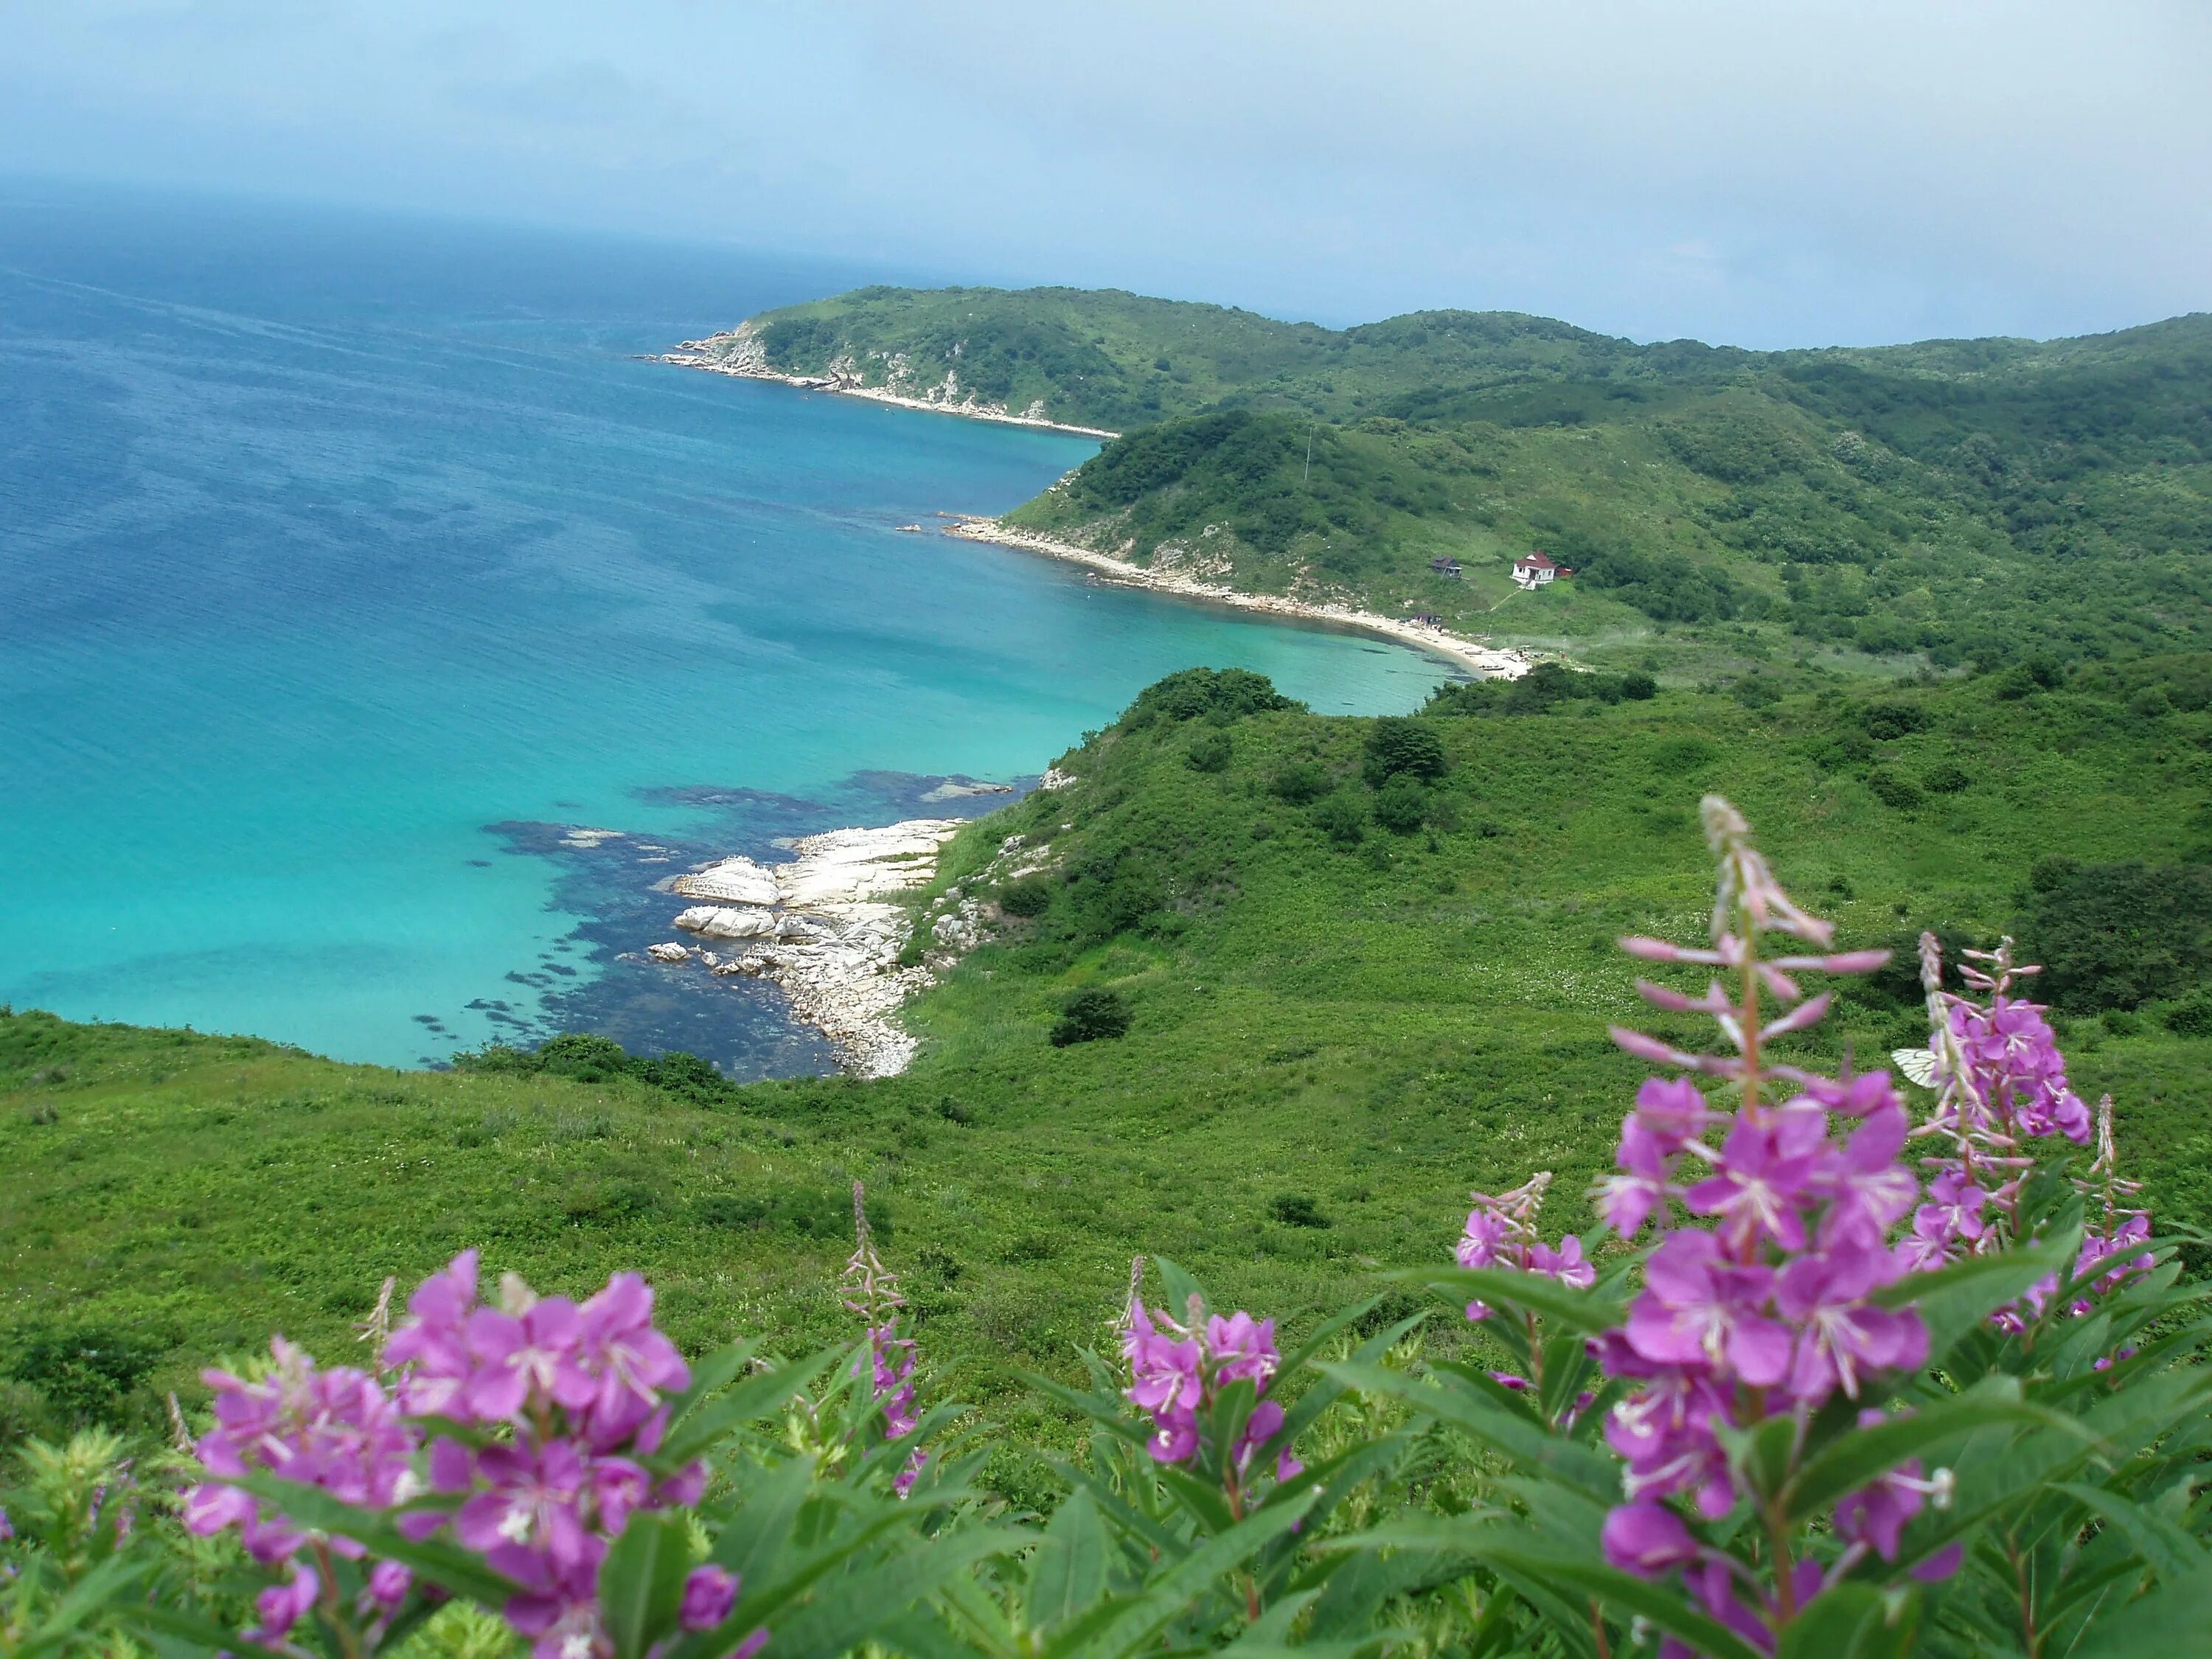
1512, 552, 1566, 590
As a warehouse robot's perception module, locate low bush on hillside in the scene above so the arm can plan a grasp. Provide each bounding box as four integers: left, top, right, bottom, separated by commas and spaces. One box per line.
2020, 859, 2212, 1011
11, 803, 2206, 1659
1049, 987, 1131, 1046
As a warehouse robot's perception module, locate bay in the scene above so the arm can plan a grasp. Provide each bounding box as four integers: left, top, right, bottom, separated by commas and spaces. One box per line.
0, 183, 1457, 1071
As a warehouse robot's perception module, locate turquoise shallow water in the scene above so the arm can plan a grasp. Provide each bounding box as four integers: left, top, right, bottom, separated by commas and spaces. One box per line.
0, 184, 1458, 1071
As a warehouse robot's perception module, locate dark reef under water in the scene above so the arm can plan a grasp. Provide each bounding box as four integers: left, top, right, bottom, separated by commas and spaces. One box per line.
452, 771, 1032, 1079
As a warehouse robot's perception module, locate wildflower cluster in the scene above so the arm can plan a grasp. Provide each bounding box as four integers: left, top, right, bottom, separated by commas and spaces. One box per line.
841, 1183, 926, 1497
1456, 1172, 1594, 1322
181, 1340, 425, 1642
1122, 1276, 1300, 1486
1590, 799, 1952, 1635
185, 1251, 742, 1659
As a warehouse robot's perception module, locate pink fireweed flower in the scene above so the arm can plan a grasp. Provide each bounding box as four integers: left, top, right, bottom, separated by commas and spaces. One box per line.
1455, 1172, 1589, 1318
574, 1273, 689, 1442
1775, 1244, 1925, 1404
1121, 1282, 1296, 1481
1814, 1100, 1920, 1248
464, 1298, 595, 1425
185, 1338, 423, 1567
679, 1565, 739, 1632
1683, 1110, 1825, 1253
1624, 1232, 1791, 1387
251, 1562, 321, 1644
1601, 1501, 1700, 1579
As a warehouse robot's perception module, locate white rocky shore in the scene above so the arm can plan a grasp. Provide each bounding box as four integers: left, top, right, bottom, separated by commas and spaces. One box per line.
943, 516, 1533, 681
647, 818, 970, 1078
652, 321, 1121, 440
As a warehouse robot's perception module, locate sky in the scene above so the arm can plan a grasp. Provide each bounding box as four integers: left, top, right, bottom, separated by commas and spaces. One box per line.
2, 1, 2208, 349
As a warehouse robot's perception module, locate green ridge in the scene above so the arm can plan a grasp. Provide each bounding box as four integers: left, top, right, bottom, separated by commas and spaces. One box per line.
718, 287, 2212, 676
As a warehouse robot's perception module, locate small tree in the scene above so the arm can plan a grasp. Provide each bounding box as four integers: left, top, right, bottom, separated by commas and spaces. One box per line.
1363, 717, 1447, 785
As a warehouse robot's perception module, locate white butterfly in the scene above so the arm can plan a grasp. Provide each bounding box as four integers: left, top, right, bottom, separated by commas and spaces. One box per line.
1891, 1047, 1939, 1088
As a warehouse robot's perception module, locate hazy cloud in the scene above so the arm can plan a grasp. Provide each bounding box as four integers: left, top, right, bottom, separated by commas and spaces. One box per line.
1, 0, 2205, 345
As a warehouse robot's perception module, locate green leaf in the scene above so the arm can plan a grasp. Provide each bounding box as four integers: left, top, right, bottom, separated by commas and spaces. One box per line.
1877, 1244, 2070, 1369
766, 1529, 1021, 1659
1785, 1382, 2076, 1525
1462, 1533, 1766, 1659
658, 1349, 839, 1467
1399, 1267, 1624, 1335
1318, 1360, 1619, 1502
2056, 1483, 2211, 1585
1027, 1487, 1111, 1636
708, 1452, 815, 1587
1015, 1369, 1154, 1447
661, 1338, 760, 1431
1276, 1296, 1386, 1378
1082, 1493, 1318, 1659
1151, 1256, 1208, 1323
2068, 1565, 2212, 1658
227, 1471, 521, 1606
601, 1512, 696, 1659
1274, 1313, 1428, 1452
1776, 1583, 1919, 1659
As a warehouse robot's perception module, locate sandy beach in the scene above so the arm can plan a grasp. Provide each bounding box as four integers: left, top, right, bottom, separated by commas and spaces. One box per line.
942, 517, 1532, 680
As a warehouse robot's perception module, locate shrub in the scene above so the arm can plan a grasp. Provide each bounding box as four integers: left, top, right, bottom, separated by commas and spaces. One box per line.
997, 875, 1054, 917
1268, 1194, 1329, 1228
1267, 759, 1329, 802
1650, 736, 1717, 775
1863, 700, 1932, 740
1922, 760, 1972, 794
2020, 858, 2212, 1009
1362, 716, 1447, 785
1312, 790, 1368, 846
1049, 986, 1131, 1046
1126, 667, 1298, 728
3, 1325, 167, 1428
1185, 728, 1232, 773
529, 1032, 633, 1082
1371, 775, 1430, 835
1866, 768, 1923, 810
2165, 995, 2212, 1036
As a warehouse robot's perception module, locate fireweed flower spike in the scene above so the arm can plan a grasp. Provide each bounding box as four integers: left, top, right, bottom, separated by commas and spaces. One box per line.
1588, 797, 1958, 1639
1907, 936, 2123, 1284
1120, 1289, 1301, 1486
843, 1182, 927, 1496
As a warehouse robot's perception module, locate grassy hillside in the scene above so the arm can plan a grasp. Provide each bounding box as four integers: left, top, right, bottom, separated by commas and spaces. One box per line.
10, 656, 2212, 1472
706, 287, 2212, 679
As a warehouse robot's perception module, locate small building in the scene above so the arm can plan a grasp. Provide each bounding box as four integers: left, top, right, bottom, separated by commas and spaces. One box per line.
1427, 556, 1463, 577
1410, 612, 1443, 626
1512, 552, 1562, 590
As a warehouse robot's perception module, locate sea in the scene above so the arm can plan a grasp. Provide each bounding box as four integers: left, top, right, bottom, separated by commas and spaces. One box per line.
0, 181, 1459, 1074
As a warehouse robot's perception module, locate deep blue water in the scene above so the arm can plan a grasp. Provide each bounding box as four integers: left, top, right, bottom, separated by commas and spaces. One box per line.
0, 183, 1458, 1072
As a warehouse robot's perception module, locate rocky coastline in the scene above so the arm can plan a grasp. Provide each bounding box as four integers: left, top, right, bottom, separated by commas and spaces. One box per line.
643, 818, 967, 1078
650, 321, 1121, 440
942, 517, 1534, 681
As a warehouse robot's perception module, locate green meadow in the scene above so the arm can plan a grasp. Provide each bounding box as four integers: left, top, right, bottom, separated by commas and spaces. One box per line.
9, 655, 2211, 1484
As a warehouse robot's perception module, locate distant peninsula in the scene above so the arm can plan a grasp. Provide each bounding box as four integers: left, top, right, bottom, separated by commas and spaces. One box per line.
660, 285, 2212, 682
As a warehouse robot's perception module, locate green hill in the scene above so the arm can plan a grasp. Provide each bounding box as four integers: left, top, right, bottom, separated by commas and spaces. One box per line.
696, 288, 2212, 678
11, 654, 2212, 1463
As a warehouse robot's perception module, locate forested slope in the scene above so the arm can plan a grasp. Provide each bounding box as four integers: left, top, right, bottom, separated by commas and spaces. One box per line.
703, 288, 2212, 677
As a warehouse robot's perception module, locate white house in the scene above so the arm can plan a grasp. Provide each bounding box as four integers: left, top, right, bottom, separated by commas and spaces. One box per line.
1512, 552, 1563, 589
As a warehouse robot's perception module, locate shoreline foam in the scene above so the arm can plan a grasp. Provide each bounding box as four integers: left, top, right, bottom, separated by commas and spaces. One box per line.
942, 517, 1533, 681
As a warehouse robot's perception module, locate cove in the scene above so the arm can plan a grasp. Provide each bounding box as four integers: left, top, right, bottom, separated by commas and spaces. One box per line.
0, 184, 1459, 1071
